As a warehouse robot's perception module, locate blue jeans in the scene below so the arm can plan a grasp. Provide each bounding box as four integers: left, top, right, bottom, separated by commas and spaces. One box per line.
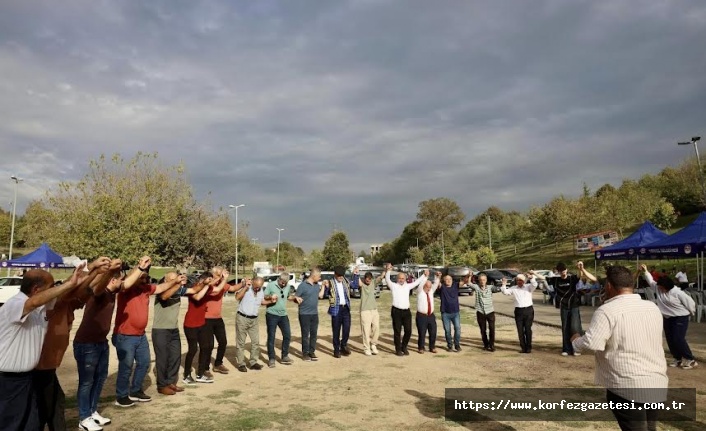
111, 334, 150, 398
266, 314, 291, 360
560, 307, 584, 354
74, 341, 110, 420
441, 312, 461, 348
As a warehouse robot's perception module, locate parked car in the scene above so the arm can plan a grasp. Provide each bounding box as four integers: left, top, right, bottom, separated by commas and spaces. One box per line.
437, 266, 474, 296
0, 276, 22, 306
497, 269, 521, 286
260, 273, 298, 291
347, 272, 382, 299
478, 269, 507, 292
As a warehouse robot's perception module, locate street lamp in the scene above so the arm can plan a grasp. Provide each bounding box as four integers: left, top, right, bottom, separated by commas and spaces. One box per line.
7, 176, 23, 276
677, 136, 705, 204
441, 231, 445, 267
229, 204, 245, 282
276, 227, 285, 271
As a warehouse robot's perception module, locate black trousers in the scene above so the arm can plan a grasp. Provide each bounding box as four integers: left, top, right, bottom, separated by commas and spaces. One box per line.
477, 311, 496, 348
0, 372, 39, 431
331, 305, 351, 352
299, 314, 319, 355
391, 307, 412, 353
514, 306, 534, 352
152, 328, 181, 388
415, 312, 437, 350
183, 325, 210, 377
33, 369, 66, 431
205, 318, 228, 367
607, 390, 658, 431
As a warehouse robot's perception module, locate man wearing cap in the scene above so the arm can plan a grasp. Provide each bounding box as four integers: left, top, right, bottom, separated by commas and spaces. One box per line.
328, 266, 352, 358
500, 273, 539, 353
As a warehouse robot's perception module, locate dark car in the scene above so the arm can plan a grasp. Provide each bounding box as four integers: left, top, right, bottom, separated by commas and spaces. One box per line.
478, 269, 508, 292
443, 266, 474, 296
497, 269, 521, 285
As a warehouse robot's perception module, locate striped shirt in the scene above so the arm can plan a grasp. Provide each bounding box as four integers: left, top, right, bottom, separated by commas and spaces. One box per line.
643, 273, 696, 317
469, 283, 494, 314
572, 294, 668, 403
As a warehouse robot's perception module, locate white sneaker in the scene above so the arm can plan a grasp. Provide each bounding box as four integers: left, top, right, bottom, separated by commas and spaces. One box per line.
364, 349, 372, 356
561, 352, 569, 356
91, 412, 111, 426
669, 359, 681, 367
370, 345, 378, 355
573, 352, 581, 356
681, 360, 698, 370
79, 417, 103, 431
196, 374, 214, 383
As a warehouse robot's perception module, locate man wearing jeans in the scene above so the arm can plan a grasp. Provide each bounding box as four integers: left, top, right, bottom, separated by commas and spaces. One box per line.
538, 262, 585, 356
294, 269, 324, 361
73, 266, 122, 431
112, 256, 185, 407
264, 273, 297, 368
439, 274, 463, 352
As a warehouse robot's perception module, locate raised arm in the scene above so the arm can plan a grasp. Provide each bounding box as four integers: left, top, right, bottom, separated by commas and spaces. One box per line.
191, 277, 213, 301
159, 274, 188, 301
92, 258, 124, 297
235, 279, 251, 301
526, 276, 538, 292
122, 256, 152, 291
209, 271, 230, 295
74, 257, 112, 303
226, 278, 248, 294
407, 270, 428, 290
155, 273, 186, 295
577, 262, 597, 283
640, 264, 658, 291
23, 263, 86, 317
499, 278, 512, 296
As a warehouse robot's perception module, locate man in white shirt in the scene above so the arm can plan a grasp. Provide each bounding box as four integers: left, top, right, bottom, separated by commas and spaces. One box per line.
384, 264, 427, 356
500, 273, 538, 353
234, 277, 276, 372
572, 265, 667, 431
674, 268, 688, 289
415, 272, 441, 354
328, 266, 352, 358
0, 267, 84, 431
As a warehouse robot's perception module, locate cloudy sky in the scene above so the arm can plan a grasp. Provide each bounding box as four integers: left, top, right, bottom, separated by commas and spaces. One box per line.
0, 0, 705, 252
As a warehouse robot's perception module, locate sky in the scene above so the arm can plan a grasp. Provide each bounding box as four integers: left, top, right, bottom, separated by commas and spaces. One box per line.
0, 0, 705, 252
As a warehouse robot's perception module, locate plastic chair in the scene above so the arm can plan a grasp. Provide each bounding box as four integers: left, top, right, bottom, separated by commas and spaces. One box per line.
692, 291, 705, 323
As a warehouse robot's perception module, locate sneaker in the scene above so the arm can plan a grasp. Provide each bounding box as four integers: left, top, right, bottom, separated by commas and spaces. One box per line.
91, 412, 111, 426
573, 352, 581, 356
182, 375, 196, 385
268, 359, 276, 368
447, 345, 454, 352
455, 345, 462, 352
237, 365, 248, 372
334, 351, 341, 358
364, 349, 372, 356
682, 360, 699, 370
669, 359, 682, 368
213, 364, 229, 374
114, 396, 135, 408
308, 353, 319, 361
204, 370, 214, 379
403, 348, 410, 356
281, 356, 293, 365
79, 417, 103, 431
195, 375, 214, 383
250, 363, 263, 370
128, 391, 152, 402
302, 355, 312, 362
341, 346, 351, 356
561, 352, 569, 356
395, 351, 404, 357
370, 345, 378, 355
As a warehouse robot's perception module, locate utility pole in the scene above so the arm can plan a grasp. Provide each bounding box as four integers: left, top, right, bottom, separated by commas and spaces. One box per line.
487, 214, 493, 269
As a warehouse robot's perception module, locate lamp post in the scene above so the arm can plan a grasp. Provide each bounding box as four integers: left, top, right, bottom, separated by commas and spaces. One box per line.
7, 176, 22, 276
678, 136, 705, 204
441, 231, 445, 267
229, 204, 245, 282
276, 228, 285, 271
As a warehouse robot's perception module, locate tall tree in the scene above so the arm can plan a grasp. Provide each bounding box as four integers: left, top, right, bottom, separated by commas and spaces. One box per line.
416, 198, 465, 244
321, 231, 353, 270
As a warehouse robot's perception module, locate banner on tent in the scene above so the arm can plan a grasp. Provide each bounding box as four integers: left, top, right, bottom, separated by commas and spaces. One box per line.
575, 231, 619, 253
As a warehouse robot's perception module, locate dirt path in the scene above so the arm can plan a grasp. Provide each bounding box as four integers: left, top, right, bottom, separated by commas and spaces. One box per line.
55, 291, 705, 431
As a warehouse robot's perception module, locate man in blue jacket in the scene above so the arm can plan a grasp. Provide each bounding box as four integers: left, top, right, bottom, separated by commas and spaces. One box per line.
328, 266, 352, 358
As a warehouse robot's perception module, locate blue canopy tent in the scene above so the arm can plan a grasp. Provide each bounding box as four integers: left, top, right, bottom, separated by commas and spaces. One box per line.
0, 243, 72, 269
594, 221, 668, 260
641, 212, 706, 291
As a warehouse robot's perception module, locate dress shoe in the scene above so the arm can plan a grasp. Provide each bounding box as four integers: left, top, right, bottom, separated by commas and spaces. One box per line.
334, 351, 341, 358
169, 384, 184, 392
341, 347, 351, 356
158, 387, 176, 396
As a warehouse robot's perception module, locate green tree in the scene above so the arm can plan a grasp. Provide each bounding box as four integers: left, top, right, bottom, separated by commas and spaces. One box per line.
476, 245, 497, 268
307, 249, 323, 269
649, 201, 678, 230
416, 198, 465, 244
321, 231, 352, 270
407, 246, 425, 264
422, 242, 444, 266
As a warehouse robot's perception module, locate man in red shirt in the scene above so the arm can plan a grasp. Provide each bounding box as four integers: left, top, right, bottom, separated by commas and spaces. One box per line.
203, 267, 230, 376
112, 256, 186, 408
182, 272, 216, 384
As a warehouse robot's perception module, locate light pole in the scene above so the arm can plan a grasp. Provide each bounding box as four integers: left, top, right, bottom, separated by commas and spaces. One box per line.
7, 176, 23, 275
276, 228, 285, 271
229, 204, 245, 282
678, 136, 705, 204
441, 231, 445, 267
